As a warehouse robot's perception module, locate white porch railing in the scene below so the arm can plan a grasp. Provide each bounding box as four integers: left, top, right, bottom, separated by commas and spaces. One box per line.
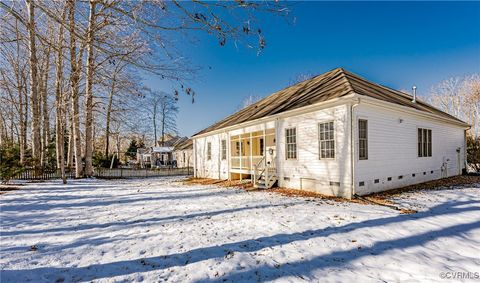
230, 156, 264, 170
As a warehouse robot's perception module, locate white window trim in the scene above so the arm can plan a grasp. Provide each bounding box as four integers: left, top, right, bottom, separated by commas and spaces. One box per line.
358, 119, 368, 161
285, 127, 298, 160
221, 139, 227, 160
207, 142, 212, 160
417, 127, 432, 158
318, 120, 336, 160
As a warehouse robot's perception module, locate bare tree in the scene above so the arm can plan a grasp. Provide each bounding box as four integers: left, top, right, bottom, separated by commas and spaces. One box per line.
54, 2, 67, 183
429, 74, 480, 138
67, 0, 85, 178
0, 0, 289, 177
237, 94, 263, 110
143, 91, 178, 147
288, 72, 315, 86
25, 0, 42, 169
84, 0, 97, 177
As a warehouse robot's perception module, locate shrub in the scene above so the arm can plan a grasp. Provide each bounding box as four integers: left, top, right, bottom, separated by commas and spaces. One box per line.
93, 152, 119, 168
0, 143, 23, 183
467, 135, 480, 172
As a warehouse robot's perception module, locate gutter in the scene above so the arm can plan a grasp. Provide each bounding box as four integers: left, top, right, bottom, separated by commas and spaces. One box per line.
192, 94, 357, 139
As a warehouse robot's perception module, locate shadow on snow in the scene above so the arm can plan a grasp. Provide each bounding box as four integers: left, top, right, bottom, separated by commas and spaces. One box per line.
1, 199, 479, 282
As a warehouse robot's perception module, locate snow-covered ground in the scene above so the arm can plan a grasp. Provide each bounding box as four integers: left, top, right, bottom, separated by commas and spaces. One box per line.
1, 178, 479, 283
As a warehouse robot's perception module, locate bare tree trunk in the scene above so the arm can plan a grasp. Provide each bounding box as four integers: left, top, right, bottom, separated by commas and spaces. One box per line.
0, 113, 5, 146
84, 0, 97, 177
68, 0, 83, 178
14, 19, 26, 164
18, 77, 25, 164
105, 77, 116, 157
161, 109, 165, 147
67, 113, 74, 169
40, 46, 51, 166
55, 6, 67, 183
153, 107, 158, 147
26, 0, 41, 169
21, 77, 28, 164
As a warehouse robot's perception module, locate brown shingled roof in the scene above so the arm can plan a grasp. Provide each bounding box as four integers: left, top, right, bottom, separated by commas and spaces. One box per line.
174, 138, 193, 150
193, 68, 467, 136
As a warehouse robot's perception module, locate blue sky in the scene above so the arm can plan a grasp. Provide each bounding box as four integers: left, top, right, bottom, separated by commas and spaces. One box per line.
145, 1, 480, 137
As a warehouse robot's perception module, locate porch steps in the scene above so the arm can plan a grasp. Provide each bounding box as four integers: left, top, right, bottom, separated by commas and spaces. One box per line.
254, 175, 277, 189
253, 156, 277, 189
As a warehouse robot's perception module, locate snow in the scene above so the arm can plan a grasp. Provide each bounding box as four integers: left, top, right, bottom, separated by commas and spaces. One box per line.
1, 177, 479, 283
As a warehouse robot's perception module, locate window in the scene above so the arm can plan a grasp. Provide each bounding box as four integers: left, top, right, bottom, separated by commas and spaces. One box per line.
358, 119, 368, 160
207, 142, 211, 160
235, 141, 241, 155
285, 128, 297, 159
221, 140, 227, 160
319, 121, 335, 159
259, 138, 264, 156
183, 152, 186, 163
418, 128, 432, 157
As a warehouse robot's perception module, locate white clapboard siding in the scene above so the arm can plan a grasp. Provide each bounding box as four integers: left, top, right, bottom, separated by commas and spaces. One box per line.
193, 98, 466, 198
354, 102, 465, 195
276, 104, 352, 198
174, 149, 193, 168
194, 132, 228, 179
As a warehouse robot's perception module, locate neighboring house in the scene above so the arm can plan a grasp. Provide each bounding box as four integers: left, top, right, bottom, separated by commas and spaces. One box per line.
173, 139, 193, 168
137, 136, 189, 168
137, 148, 152, 168
192, 68, 469, 198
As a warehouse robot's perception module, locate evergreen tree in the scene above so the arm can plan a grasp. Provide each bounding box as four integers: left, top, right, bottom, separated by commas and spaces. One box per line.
0, 143, 23, 183
125, 139, 138, 159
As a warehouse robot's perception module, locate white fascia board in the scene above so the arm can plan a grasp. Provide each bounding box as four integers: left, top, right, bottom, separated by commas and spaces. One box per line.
357, 94, 471, 129
192, 93, 357, 140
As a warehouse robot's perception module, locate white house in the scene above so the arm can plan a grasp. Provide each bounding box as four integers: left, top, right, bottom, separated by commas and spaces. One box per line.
192, 68, 469, 198
173, 139, 193, 168
137, 146, 175, 168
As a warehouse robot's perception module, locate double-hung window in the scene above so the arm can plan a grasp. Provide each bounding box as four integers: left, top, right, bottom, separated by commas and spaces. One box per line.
319, 121, 335, 159
207, 142, 212, 160
418, 128, 432, 157
285, 128, 297, 159
221, 140, 227, 160
358, 119, 368, 160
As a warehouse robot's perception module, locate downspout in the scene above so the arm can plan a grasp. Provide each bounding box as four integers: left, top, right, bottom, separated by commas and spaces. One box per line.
218, 134, 221, 180
193, 138, 197, 178
350, 97, 360, 199
464, 129, 468, 174
227, 132, 231, 180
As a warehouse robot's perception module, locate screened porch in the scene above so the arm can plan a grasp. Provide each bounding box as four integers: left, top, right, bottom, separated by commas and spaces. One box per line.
230, 129, 275, 173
